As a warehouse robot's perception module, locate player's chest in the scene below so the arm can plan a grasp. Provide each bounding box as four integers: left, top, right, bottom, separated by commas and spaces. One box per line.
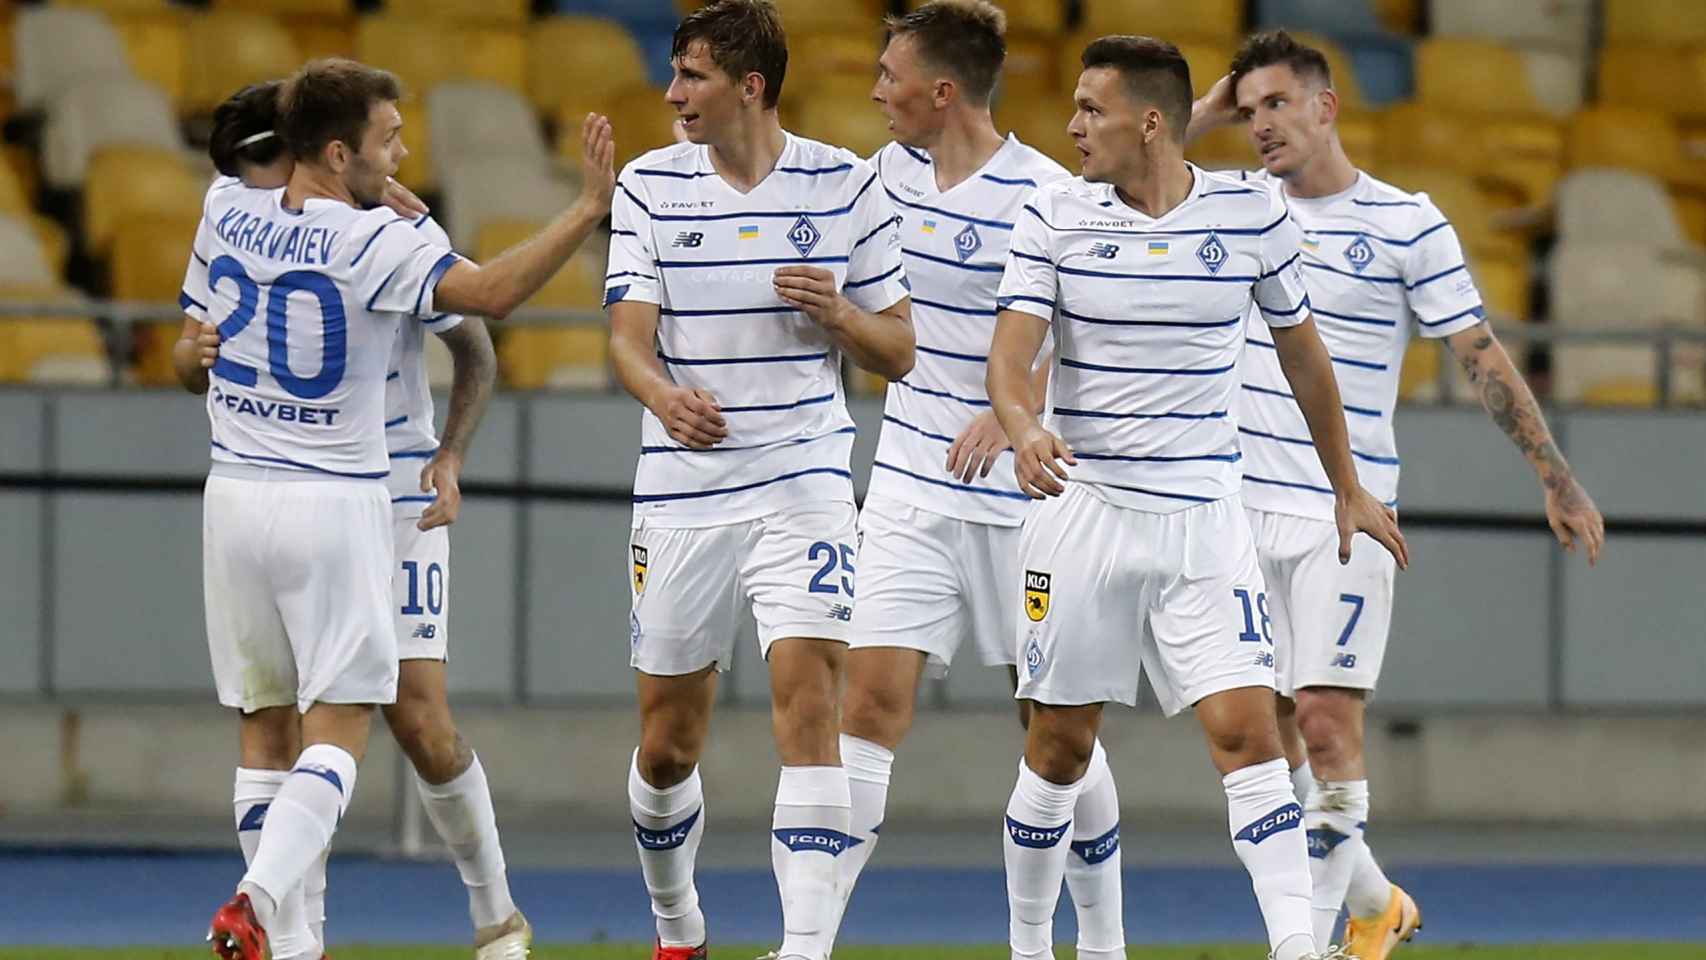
1055, 231, 1259, 317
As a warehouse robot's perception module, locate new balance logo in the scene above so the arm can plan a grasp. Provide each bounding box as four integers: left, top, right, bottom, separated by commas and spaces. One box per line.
1070, 824, 1120, 865
634, 808, 701, 850
672, 232, 704, 248
1332, 653, 1358, 669
772, 827, 861, 855
1253, 651, 1275, 668
827, 603, 852, 622
1087, 242, 1120, 259
411, 623, 437, 640
1234, 802, 1302, 845
1005, 816, 1070, 849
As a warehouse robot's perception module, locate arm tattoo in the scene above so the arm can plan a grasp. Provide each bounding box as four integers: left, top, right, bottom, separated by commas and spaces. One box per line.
1451, 322, 1570, 479
436, 319, 497, 459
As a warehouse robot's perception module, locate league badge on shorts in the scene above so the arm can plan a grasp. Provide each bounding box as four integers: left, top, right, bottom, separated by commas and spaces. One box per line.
1024, 570, 1051, 622
631, 544, 649, 594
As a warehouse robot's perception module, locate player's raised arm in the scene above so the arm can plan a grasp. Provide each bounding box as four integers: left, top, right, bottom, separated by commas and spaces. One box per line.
1185, 71, 1240, 145
416, 317, 497, 531
432, 113, 616, 320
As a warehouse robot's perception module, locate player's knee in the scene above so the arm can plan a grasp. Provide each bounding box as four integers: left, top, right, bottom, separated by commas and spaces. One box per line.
1025, 710, 1096, 783
1205, 723, 1283, 767
386, 702, 460, 781
636, 733, 701, 788
841, 680, 914, 746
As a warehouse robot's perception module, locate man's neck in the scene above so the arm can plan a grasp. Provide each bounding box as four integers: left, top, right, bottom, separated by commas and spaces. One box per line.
284, 165, 355, 210
709, 111, 787, 193
924, 108, 1007, 193
1113, 150, 1194, 219
1281, 135, 1358, 199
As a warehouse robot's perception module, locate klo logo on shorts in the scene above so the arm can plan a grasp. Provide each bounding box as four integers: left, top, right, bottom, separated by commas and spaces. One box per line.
1024, 570, 1051, 622
631, 544, 649, 594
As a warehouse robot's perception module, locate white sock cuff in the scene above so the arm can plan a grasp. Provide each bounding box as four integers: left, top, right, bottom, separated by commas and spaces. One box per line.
839, 734, 894, 785
776, 765, 851, 808
415, 752, 486, 800
1306, 779, 1370, 817
1222, 757, 1292, 799
1289, 760, 1313, 803
293, 744, 358, 815
236, 767, 290, 789
628, 752, 703, 819
1014, 759, 1084, 822
1080, 739, 1111, 792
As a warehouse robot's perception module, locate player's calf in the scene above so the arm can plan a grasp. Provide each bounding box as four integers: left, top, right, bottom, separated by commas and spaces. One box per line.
1293, 686, 1366, 779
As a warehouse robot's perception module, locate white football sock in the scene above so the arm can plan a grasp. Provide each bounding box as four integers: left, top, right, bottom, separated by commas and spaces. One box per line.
1004, 758, 1082, 960
1344, 826, 1394, 919
1306, 779, 1370, 947
416, 754, 516, 930
1290, 760, 1314, 806
234, 768, 316, 960
1224, 758, 1314, 960
1064, 740, 1123, 960
830, 734, 892, 941
629, 751, 707, 949
239, 745, 356, 953
304, 845, 327, 951
771, 765, 852, 960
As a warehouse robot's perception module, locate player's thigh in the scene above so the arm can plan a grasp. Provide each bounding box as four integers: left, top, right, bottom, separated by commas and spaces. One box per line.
271, 480, 399, 712
964, 519, 1024, 670
629, 519, 744, 677
848, 496, 966, 679
1014, 486, 1145, 708
1288, 520, 1396, 693
741, 499, 860, 656
1143, 495, 1278, 718
1247, 508, 1321, 699
203, 475, 297, 713
392, 517, 450, 662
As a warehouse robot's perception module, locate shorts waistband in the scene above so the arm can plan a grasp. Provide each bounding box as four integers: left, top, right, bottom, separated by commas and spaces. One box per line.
209, 462, 383, 485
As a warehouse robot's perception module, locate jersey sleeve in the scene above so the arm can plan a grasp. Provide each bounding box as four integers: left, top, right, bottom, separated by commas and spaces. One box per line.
180, 214, 214, 323
410, 216, 465, 334
604, 168, 660, 308
1252, 190, 1310, 329
996, 193, 1058, 321
350, 214, 462, 319
840, 165, 909, 313
1404, 195, 1486, 339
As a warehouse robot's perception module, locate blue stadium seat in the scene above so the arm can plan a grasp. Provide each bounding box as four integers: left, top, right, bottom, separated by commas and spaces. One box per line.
1256, 0, 1383, 35
552, 0, 678, 86
1254, 0, 1413, 104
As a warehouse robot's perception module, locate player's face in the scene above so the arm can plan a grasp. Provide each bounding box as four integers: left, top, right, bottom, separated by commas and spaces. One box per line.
344, 100, 406, 207
1234, 64, 1328, 179
667, 41, 744, 143
1068, 67, 1145, 184
872, 35, 942, 148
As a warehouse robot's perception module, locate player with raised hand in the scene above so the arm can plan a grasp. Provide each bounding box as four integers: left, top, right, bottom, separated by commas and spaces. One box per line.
829, 3, 1125, 957
194, 57, 614, 960
1185, 31, 1605, 958
987, 35, 1405, 960
603, 3, 912, 958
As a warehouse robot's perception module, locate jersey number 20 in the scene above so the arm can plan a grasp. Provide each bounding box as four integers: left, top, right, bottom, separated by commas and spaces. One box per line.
209, 255, 347, 400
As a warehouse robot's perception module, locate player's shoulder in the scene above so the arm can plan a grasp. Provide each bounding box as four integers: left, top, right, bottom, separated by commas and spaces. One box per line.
618, 141, 702, 193
1355, 171, 1448, 231
1194, 166, 1283, 222
408, 213, 453, 249
994, 135, 1072, 188
782, 132, 876, 191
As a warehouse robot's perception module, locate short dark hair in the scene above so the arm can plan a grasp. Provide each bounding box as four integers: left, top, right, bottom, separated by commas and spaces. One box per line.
885, 0, 1007, 105
210, 80, 285, 177
672, 0, 788, 110
278, 58, 402, 162
1080, 36, 1193, 140
1229, 30, 1332, 92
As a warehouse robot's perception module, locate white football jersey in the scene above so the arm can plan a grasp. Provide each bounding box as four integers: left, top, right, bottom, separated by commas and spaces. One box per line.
866, 135, 1070, 526
998, 165, 1309, 513
604, 132, 909, 527
384, 214, 465, 514
181, 177, 461, 479
1235, 170, 1485, 521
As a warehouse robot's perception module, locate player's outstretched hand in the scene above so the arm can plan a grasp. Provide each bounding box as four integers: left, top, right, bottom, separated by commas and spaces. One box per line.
417, 450, 463, 531
946, 410, 1011, 484
1544, 474, 1605, 566
1012, 426, 1075, 499
1336, 488, 1408, 570
577, 112, 616, 216
657, 385, 728, 450
773, 266, 853, 328
381, 177, 429, 219
195, 321, 220, 369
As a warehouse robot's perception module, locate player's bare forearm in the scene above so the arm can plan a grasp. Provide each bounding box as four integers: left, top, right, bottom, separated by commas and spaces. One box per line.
825, 300, 914, 381
1447, 322, 1570, 483
436, 199, 607, 320
1028, 347, 1053, 414
172, 315, 211, 395
988, 309, 1050, 443
1271, 318, 1360, 495
434, 319, 496, 460
609, 300, 673, 413
1185, 73, 1238, 145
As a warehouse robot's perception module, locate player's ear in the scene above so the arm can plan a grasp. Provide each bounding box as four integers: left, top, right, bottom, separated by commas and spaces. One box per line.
933, 77, 954, 109
1317, 86, 1340, 126
743, 71, 764, 106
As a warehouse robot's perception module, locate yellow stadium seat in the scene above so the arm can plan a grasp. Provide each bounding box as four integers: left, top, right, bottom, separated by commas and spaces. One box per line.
184, 12, 300, 113
1002, 32, 1060, 99
1597, 46, 1706, 125
1566, 108, 1706, 192
0, 158, 31, 217
358, 17, 524, 98
81, 147, 206, 259
995, 95, 1076, 170
788, 87, 892, 158
1473, 254, 1531, 322
476, 219, 607, 310
1672, 189, 1706, 247
0, 299, 111, 385
1372, 0, 1420, 34
1184, 124, 1251, 173
558, 86, 676, 175
396, 98, 433, 193
1335, 111, 1379, 169
407, 0, 529, 25
786, 31, 883, 96
1378, 104, 1561, 206
1396, 338, 1441, 402
768, 0, 883, 35
4, 147, 37, 211
1080, 0, 1241, 41
498, 327, 610, 389
904, 0, 1064, 35
111, 11, 187, 106
1604, 0, 1706, 47
528, 16, 651, 114
1368, 163, 1525, 262
1415, 37, 1546, 116
31, 214, 69, 279
1579, 377, 1659, 408
131, 320, 185, 386
110, 215, 199, 303
213, 0, 349, 15
284, 13, 354, 59
56, 0, 173, 12
1058, 33, 1239, 100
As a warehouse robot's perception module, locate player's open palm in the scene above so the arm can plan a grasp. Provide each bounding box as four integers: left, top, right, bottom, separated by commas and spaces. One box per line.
658, 385, 728, 450
1545, 474, 1605, 565
195, 321, 220, 368
417, 450, 463, 531
578, 113, 616, 215
1012, 426, 1075, 499
1337, 488, 1408, 570
946, 410, 1010, 484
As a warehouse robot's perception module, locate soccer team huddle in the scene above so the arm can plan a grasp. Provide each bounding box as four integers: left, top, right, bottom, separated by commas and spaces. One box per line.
181, 2, 1608, 960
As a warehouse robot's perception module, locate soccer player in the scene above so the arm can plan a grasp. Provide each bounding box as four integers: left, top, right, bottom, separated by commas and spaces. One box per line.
603, 3, 913, 958
1184, 31, 1606, 957
987, 36, 1407, 960
191, 58, 614, 960
175, 79, 536, 960
831, 3, 1125, 957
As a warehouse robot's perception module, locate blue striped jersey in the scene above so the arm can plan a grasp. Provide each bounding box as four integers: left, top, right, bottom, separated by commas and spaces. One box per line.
182, 177, 461, 480
604, 133, 909, 526
384, 214, 465, 515
997, 165, 1309, 513
867, 135, 1070, 525
1235, 170, 1485, 521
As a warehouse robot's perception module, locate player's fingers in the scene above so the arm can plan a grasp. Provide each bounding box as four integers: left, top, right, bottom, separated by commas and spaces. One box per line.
945, 432, 967, 476
1549, 513, 1573, 553
1586, 521, 1604, 566
684, 393, 726, 426
1338, 524, 1354, 565
978, 445, 998, 479
1388, 523, 1410, 570
672, 424, 717, 449
1052, 435, 1077, 466
419, 463, 435, 493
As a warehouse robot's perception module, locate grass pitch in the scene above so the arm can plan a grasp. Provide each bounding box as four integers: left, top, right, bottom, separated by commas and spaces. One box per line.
12, 946, 1701, 959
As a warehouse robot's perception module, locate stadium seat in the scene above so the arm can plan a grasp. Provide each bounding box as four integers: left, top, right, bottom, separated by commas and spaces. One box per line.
110, 11, 188, 107
1257, 0, 1388, 36
1286, 31, 1369, 112
995, 94, 1075, 170
1371, 0, 1420, 34
357, 17, 526, 98
1555, 169, 1694, 252
787, 86, 891, 159
498, 326, 611, 389
0, 158, 32, 218
527, 16, 652, 114
428, 83, 550, 184
0, 310, 112, 385
1415, 37, 1550, 116
1473, 254, 1531, 322
1672, 191, 1706, 248
1001, 33, 1059, 99
1184, 125, 1252, 174
15, 7, 134, 111
81, 146, 206, 258
1395, 338, 1441, 402
441, 155, 579, 249
55, 0, 175, 12
407, 0, 530, 25
283, 13, 355, 59
766, 0, 884, 36
31, 215, 71, 279
212, 0, 351, 15
1428, 0, 1592, 56
477, 219, 607, 310
1368, 164, 1525, 262
1597, 47, 1706, 126
1548, 242, 1706, 405
0, 214, 60, 289
556, 85, 677, 176
396, 98, 433, 193
1603, 0, 1706, 48
41, 77, 184, 189
923, 0, 1065, 36
110, 214, 199, 303
1377, 103, 1562, 206
184, 12, 300, 114
1565, 108, 1706, 193
1082, 0, 1241, 41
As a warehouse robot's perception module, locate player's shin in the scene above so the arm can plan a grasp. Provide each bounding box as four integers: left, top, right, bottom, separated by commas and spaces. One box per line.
1004, 758, 1083, 960
416, 753, 517, 930
238, 745, 359, 945
629, 751, 707, 949
771, 764, 852, 960
304, 845, 327, 952
1305, 779, 1370, 946
1224, 758, 1315, 960
1064, 739, 1124, 960
234, 767, 318, 959
829, 734, 893, 939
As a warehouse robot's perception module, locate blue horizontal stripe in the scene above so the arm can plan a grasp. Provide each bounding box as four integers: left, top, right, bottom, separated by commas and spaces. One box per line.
660, 304, 798, 317
389, 448, 437, 459
903, 246, 1004, 273
414, 252, 459, 316
657, 255, 849, 269
918, 344, 987, 363
873, 460, 1030, 501
350, 218, 406, 267
641, 425, 854, 455
981, 173, 1037, 187
421, 313, 455, 325
853, 215, 899, 250
642, 172, 878, 222
192, 249, 210, 267
1309, 221, 1450, 247
1010, 249, 1052, 265
1407, 263, 1467, 290
1058, 263, 1257, 283
1245, 473, 1399, 506
392, 495, 436, 504
1259, 293, 1311, 318
901, 144, 931, 165
386, 370, 400, 381
1246, 338, 1387, 371
1061, 357, 1236, 376
1351, 198, 1419, 208
1025, 211, 1288, 238
1259, 252, 1300, 280
607, 270, 657, 282
914, 297, 994, 317
180, 290, 207, 311
634, 163, 853, 179
1055, 406, 1226, 421
1304, 261, 1403, 284
659, 350, 828, 366
881, 414, 955, 445
384, 415, 409, 428
1092, 479, 1215, 503
998, 294, 1055, 313
366, 262, 403, 312
1312, 306, 1398, 328
1238, 426, 1401, 465
845, 263, 903, 289
611, 228, 639, 237
884, 187, 1014, 230
1200, 187, 1258, 197
1241, 383, 1383, 418
1075, 448, 1242, 464
894, 378, 990, 407
633, 466, 852, 504
1061, 307, 1240, 329
719, 392, 836, 414
1419, 304, 1486, 328
209, 441, 388, 479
